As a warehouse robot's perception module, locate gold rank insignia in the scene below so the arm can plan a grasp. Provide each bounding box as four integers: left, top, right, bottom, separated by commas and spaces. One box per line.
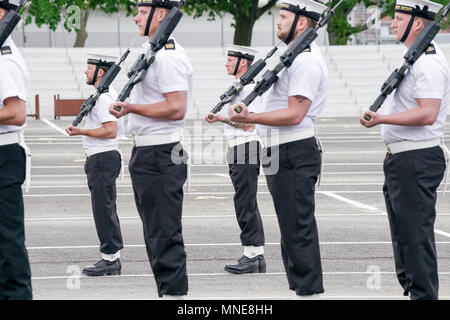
1, 46, 12, 55
425, 44, 436, 55
165, 39, 175, 50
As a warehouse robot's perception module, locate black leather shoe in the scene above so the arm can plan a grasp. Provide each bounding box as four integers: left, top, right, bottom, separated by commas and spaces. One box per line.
82, 259, 121, 276
224, 255, 266, 274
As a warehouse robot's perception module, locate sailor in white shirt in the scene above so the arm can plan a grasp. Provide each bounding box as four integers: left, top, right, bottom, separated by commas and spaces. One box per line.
109, 0, 192, 298
361, 0, 449, 300
206, 45, 266, 275
66, 55, 125, 277
0, 0, 32, 300
230, 0, 328, 297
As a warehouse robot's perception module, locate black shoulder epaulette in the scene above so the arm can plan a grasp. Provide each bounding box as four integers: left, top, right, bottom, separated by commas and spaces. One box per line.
164, 39, 176, 50
1, 46, 12, 55
425, 44, 436, 55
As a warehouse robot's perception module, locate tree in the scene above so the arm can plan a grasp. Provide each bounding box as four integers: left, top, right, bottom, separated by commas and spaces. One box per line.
325, 0, 379, 45
25, 0, 136, 47
183, 0, 386, 46
327, 0, 449, 45
183, 0, 278, 46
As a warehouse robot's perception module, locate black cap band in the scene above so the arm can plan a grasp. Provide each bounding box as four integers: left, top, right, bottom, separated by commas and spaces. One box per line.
280, 2, 322, 21
87, 59, 114, 68
395, 4, 436, 20
227, 51, 255, 61
137, 0, 181, 9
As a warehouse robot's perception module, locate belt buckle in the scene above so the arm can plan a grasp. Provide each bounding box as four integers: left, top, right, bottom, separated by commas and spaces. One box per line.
132, 135, 136, 147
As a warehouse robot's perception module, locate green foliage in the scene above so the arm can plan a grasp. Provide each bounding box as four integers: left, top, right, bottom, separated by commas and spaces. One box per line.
26, 0, 136, 31
183, 0, 278, 45
23, 0, 450, 45
325, 0, 379, 45
327, 0, 449, 45
184, 0, 276, 20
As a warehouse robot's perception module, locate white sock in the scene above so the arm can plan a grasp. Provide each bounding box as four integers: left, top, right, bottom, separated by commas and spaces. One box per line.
102, 251, 120, 261
243, 246, 264, 258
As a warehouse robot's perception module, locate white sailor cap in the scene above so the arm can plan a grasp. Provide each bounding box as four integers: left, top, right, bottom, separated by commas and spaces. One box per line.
280, 0, 328, 21
395, 0, 443, 20
227, 45, 258, 61
137, 0, 182, 9
86, 53, 116, 68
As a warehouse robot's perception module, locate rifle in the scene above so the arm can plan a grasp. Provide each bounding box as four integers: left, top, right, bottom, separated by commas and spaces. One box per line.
0, 0, 27, 47
364, 2, 450, 121
71, 48, 133, 127
208, 45, 280, 119
234, 0, 343, 113
113, 6, 183, 111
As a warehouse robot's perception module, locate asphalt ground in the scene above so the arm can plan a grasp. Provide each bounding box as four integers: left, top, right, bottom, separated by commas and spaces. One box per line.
20, 117, 450, 300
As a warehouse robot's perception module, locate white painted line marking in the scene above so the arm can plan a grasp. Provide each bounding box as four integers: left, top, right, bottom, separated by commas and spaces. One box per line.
435, 229, 450, 238
24, 213, 390, 222
41, 118, 69, 136
319, 191, 379, 211
319, 191, 450, 240
22, 183, 386, 189
17, 190, 415, 197
30, 271, 450, 281
214, 173, 229, 178
31, 163, 383, 168
26, 241, 450, 250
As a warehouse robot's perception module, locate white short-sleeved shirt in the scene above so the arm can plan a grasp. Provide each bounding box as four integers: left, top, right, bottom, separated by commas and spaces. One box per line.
218, 79, 262, 141
0, 38, 30, 134
83, 86, 125, 148
128, 37, 194, 136
256, 41, 328, 137
381, 42, 450, 144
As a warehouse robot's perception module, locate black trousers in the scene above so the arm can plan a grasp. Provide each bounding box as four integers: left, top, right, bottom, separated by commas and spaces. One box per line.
84, 150, 123, 255
383, 146, 445, 300
0, 143, 32, 300
263, 137, 324, 295
227, 141, 264, 247
129, 142, 188, 297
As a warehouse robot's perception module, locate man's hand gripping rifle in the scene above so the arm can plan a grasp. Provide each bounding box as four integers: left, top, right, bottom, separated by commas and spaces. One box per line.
71, 50, 132, 127
0, 0, 27, 47
364, 2, 450, 121
234, 0, 343, 113
113, 7, 183, 112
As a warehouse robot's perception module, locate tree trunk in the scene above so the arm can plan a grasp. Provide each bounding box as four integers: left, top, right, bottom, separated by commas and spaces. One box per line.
74, 10, 89, 48
232, 0, 278, 46
233, 14, 257, 46
327, 29, 342, 45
